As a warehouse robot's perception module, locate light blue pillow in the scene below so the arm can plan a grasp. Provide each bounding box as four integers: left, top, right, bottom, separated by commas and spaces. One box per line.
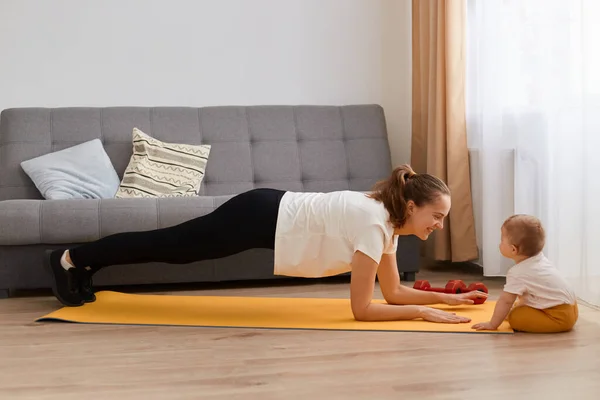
21, 139, 120, 200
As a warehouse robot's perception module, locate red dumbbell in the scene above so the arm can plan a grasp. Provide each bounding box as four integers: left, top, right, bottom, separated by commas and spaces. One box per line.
444, 280, 488, 304
413, 279, 488, 304
413, 280, 446, 293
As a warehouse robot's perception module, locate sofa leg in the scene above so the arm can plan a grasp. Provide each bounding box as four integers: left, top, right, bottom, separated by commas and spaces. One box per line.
403, 272, 416, 282
0, 289, 10, 299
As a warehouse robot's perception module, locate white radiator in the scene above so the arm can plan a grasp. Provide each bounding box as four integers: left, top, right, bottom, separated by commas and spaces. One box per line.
468, 147, 517, 271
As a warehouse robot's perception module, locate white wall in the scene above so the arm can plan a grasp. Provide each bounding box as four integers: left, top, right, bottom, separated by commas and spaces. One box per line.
381, 0, 412, 167
0, 0, 412, 165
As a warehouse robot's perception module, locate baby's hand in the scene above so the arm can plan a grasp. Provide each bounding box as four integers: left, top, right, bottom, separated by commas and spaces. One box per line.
471, 321, 498, 331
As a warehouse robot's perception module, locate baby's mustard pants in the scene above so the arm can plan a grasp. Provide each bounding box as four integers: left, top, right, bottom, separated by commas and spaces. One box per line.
508, 303, 579, 333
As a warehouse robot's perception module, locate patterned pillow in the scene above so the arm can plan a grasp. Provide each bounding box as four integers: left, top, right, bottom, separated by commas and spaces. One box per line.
115, 128, 211, 198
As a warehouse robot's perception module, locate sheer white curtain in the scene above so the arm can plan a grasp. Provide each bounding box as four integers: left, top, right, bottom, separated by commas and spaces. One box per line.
466, 0, 600, 307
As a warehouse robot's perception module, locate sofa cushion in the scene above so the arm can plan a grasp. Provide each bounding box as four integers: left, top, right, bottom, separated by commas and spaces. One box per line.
115, 128, 211, 198
0, 195, 234, 246
19, 139, 120, 200
0, 106, 392, 201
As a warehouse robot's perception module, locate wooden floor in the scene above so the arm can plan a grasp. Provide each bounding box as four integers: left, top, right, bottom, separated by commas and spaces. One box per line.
1, 263, 600, 400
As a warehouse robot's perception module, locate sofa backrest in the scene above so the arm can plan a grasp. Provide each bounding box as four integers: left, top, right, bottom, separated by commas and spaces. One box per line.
0, 105, 393, 200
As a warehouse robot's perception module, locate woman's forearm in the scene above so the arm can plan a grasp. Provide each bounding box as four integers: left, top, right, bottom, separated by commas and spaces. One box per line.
353, 303, 424, 321
385, 285, 448, 305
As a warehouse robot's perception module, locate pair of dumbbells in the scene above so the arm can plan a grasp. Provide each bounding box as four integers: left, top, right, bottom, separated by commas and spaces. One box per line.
413, 279, 488, 304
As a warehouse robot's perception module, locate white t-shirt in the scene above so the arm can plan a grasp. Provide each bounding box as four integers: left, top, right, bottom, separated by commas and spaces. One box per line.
503, 252, 577, 309
273, 190, 398, 278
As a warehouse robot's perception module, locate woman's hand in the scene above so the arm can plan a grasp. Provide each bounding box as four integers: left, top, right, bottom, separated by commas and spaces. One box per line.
419, 307, 472, 324
443, 291, 489, 305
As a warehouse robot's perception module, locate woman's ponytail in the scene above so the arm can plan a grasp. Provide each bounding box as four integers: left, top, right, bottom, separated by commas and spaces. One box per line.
368, 164, 449, 228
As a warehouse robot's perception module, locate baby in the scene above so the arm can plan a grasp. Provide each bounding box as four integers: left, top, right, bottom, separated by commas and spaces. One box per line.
472, 214, 578, 333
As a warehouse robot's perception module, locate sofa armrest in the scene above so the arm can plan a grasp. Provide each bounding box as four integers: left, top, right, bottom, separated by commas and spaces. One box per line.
395, 234, 421, 281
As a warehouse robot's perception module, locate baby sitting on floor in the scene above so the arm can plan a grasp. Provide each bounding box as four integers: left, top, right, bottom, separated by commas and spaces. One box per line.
472, 214, 578, 333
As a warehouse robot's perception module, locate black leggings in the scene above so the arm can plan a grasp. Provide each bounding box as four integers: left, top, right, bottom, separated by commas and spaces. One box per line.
69, 188, 286, 272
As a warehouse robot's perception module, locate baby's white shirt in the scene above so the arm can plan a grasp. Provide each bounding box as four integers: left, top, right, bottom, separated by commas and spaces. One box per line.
503, 252, 577, 309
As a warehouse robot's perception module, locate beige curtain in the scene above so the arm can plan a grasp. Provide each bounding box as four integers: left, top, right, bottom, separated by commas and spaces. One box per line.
411, 0, 478, 262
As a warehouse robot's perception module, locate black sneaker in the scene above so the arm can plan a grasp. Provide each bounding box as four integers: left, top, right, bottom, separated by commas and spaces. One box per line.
79, 267, 96, 303
44, 250, 84, 307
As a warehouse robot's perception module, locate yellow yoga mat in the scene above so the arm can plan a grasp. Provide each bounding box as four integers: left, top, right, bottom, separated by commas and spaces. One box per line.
36, 291, 513, 334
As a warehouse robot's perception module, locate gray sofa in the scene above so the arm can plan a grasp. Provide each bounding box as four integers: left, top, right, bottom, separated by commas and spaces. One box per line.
0, 105, 420, 298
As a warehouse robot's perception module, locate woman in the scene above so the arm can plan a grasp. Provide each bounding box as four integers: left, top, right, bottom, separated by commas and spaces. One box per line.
45, 164, 487, 323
